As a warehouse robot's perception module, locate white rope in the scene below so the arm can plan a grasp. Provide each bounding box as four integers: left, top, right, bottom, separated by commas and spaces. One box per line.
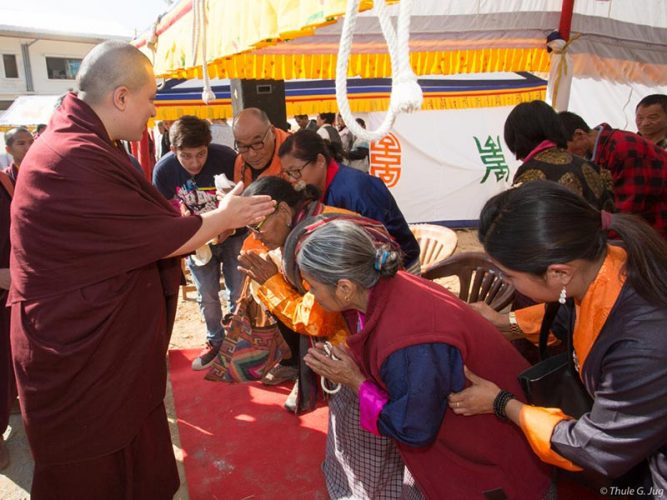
190, 0, 200, 67
335, 0, 422, 142
193, 0, 216, 104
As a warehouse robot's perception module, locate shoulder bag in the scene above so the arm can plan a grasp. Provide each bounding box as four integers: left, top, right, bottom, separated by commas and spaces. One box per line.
205, 277, 290, 383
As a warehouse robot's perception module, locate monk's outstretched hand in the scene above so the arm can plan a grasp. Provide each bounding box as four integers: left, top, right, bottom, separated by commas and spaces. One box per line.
216, 182, 275, 230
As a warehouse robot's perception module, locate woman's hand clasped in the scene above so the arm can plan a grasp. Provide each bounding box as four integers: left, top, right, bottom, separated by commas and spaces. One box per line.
304, 343, 367, 392
237, 251, 278, 285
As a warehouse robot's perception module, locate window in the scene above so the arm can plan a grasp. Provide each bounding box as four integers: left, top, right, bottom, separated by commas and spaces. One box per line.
2, 54, 18, 78
46, 57, 81, 80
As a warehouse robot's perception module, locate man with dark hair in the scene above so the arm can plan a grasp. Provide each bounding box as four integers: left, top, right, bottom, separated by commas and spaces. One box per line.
559, 110, 667, 238
294, 114, 317, 131
635, 94, 667, 149
153, 115, 245, 370
157, 120, 173, 158
3, 127, 34, 183
9, 41, 273, 498
33, 124, 47, 138
316, 112, 342, 147
0, 128, 26, 470
348, 118, 370, 172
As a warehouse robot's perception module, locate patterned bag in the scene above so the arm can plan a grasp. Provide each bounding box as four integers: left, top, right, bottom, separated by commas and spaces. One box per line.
205, 277, 290, 383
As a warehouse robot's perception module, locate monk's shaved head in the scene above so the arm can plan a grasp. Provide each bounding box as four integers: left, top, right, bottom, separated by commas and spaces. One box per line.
77, 41, 153, 105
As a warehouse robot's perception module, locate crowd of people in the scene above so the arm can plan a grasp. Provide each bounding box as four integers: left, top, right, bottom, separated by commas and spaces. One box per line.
1, 39, 666, 499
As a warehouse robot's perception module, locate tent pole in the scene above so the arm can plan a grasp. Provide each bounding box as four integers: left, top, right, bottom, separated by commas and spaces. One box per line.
559, 0, 575, 41
548, 0, 576, 111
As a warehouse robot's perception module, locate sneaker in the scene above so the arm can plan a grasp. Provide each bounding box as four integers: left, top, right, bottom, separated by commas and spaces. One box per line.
284, 380, 299, 413
191, 342, 220, 371
261, 364, 298, 386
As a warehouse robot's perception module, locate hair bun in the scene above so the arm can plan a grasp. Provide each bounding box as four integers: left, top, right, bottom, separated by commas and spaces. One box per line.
373, 245, 400, 277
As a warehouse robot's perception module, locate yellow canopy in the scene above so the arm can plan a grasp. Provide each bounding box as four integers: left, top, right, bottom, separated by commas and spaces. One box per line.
134, 0, 550, 81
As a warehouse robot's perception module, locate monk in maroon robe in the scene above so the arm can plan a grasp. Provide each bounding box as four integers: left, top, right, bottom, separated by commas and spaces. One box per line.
9, 41, 274, 499
0, 170, 14, 470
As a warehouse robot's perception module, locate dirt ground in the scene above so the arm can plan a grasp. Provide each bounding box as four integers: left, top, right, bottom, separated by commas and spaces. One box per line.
0, 228, 481, 499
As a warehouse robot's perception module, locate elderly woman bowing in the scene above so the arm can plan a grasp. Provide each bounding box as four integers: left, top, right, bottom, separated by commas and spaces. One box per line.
237, 176, 420, 499
298, 219, 553, 499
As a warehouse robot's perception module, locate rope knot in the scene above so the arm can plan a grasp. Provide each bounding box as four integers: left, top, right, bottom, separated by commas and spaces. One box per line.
391, 74, 423, 113
202, 88, 216, 105
335, 0, 419, 142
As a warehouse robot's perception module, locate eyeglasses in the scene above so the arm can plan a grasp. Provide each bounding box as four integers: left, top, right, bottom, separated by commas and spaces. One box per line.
246, 208, 276, 235
282, 160, 312, 180
235, 127, 272, 153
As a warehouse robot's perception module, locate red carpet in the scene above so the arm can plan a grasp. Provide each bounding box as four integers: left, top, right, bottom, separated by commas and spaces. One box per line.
168, 349, 329, 499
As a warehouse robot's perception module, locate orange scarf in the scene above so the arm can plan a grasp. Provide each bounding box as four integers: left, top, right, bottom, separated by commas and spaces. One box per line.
573, 245, 627, 373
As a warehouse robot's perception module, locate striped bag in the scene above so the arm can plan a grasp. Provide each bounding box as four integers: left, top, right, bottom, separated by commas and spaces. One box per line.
205, 277, 290, 383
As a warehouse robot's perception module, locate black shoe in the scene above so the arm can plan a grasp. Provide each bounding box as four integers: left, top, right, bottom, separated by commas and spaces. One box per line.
191, 342, 220, 371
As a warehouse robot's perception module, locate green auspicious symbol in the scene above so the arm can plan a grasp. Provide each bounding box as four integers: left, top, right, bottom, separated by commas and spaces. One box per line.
475, 136, 510, 183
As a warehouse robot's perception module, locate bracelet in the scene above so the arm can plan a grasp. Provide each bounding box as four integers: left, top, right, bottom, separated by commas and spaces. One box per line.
508, 312, 522, 337
493, 390, 515, 420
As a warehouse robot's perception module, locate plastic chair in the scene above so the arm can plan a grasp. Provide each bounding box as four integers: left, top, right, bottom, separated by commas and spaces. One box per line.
409, 223, 458, 268
421, 252, 514, 311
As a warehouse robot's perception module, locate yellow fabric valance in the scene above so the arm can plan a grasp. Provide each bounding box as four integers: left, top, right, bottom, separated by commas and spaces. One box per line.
150, 47, 550, 81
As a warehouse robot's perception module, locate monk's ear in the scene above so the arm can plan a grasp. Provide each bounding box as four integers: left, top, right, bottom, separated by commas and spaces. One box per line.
111, 86, 129, 111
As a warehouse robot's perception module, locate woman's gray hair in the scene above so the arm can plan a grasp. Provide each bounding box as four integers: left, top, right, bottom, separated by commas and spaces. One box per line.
296, 219, 400, 289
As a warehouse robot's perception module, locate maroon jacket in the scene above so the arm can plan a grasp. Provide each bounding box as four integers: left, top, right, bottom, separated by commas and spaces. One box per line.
9, 92, 201, 464
347, 272, 552, 499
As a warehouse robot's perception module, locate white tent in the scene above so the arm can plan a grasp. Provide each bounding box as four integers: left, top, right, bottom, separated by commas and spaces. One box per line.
134, 0, 667, 224
0, 95, 60, 127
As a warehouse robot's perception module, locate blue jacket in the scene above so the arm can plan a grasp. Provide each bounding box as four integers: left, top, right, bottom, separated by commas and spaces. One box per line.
325, 163, 420, 267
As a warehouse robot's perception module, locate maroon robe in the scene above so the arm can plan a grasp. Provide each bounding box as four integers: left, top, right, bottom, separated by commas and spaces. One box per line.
0, 171, 13, 435
347, 272, 552, 499
8, 93, 201, 475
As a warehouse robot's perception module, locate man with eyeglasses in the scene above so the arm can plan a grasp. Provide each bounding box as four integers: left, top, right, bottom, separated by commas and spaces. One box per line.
233, 108, 304, 386
153, 115, 245, 371
232, 108, 291, 186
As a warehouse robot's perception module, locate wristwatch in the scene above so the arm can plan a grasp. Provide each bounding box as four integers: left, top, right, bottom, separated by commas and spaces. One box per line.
508, 311, 522, 336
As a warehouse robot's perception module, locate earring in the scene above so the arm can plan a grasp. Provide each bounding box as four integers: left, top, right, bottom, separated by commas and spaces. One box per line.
558, 286, 567, 305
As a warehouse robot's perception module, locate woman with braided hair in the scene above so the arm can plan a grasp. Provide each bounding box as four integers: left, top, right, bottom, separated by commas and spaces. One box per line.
449, 181, 667, 494
298, 219, 553, 499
